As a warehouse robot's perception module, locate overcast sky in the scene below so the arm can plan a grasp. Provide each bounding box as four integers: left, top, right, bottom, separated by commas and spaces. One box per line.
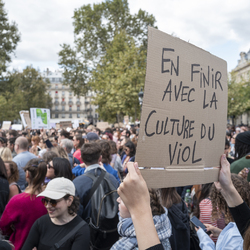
4, 0, 250, 73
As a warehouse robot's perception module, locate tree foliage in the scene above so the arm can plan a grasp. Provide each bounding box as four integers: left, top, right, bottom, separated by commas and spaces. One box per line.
0, 66, 52, 122
0, 0, 21, 76
90, 30, 146, 122
58, 0, 157, 118
228, 72, 250, 117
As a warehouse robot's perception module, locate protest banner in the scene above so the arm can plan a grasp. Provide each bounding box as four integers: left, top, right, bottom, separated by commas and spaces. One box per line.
30, 108, 50, 129
96, 122, 109, 132
59, 121, 72, 129
136, 27, 227, 188
19, 110, 31, 128
2, 121, 11, 130
12, 124, 23, 130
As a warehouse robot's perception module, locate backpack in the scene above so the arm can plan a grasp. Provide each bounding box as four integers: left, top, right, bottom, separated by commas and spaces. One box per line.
83, 169, 119, 250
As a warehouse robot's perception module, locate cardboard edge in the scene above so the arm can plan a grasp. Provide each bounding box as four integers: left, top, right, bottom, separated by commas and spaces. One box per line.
141, 168, 219, 188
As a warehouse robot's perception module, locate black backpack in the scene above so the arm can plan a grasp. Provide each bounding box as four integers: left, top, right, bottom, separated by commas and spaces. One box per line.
83, 169, 119, 250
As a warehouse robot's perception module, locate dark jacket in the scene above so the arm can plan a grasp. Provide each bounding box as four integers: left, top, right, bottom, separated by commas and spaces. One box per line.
168, 200, 190, 250
73, 166, 119, 221
0, 177, 9, 217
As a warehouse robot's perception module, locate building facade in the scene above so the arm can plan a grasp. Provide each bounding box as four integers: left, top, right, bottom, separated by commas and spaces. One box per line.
41, 69, 98, 124
232, 51, 250, 125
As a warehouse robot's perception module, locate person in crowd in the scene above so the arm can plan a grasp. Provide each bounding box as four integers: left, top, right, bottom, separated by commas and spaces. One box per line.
7, 137, 17, 158
117, 161, 165, 250
0, 147, 12, 161
58, 129, 70, 144
122, 140, 136, 173
22, 177, 90, 250
51, 145, 69, 160
60, 138, 80, 168
196, 172, 250, 249
46, 157, 73, 182
8, 130, 18, 139
73, 142, 119, 221
37, 138, 47, 158
0, 137, 7, 148
109, 140, 123, 174
225, 138, 234, 164
159, 187, 190, 250
230, 131, 250, 182
4, 160, 21, 200
86, 132, 99, 142
98, 140, 120, 182
42, 150, 59, 164
13, 137, 37, 190
111, 189, 171, 250
29, 135, 41, 156
0, 157, 9, 217
193, 183, 225, 243
73, 134, 84, 163
0, 158, 47, 250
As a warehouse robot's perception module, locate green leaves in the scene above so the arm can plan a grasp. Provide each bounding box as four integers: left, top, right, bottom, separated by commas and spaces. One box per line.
0, 0, 21, 76
228, 72, 250, 117
58, 0, 157, 122
0, 66, 52, 122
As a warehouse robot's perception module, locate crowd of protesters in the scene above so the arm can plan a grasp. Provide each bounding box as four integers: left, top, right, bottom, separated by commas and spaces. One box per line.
0, 123, 250, 249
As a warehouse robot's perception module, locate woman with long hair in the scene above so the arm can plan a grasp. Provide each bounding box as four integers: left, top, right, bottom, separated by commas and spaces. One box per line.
112, 188, 171, 250
0, 158, 47, 250
0, 147, 12, 161
159, 188, 190, 250
196, 169, 250, 249
0, 157, 9, 217
73, 134, 84, 163
22, 177, 90, 250
4, 160, 21, 200
122, 140, 136, 174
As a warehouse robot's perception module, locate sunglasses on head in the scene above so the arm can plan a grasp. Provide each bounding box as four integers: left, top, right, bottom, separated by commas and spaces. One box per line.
41, 198, 60, 207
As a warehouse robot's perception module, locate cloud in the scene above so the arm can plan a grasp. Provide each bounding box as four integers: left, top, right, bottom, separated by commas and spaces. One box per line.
4, 0, 250, 72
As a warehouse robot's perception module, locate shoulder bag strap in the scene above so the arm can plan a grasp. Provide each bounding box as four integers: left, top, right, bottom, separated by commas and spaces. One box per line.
53, 220, 86, 249
82, 169, 106, 208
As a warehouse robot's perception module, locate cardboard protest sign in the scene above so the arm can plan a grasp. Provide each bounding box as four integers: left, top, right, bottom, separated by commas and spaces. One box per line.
2, 121, 11, 130
19, 110, 31, 128
11, 124, 22, 130
96, 122, 109, 132
59, 121, 72, 129
30, 108, 50, 129
136, 27, 227, 188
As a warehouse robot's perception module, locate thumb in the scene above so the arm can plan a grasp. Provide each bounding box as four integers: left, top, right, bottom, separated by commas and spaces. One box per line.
133, 162, 141, 176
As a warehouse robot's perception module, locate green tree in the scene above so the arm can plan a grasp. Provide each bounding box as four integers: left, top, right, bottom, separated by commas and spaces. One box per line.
90, 30, 146, 122
0, 0, 21, 76
58, 0, 156, 96
228, 72, 250, 118
0, 66, 52, 122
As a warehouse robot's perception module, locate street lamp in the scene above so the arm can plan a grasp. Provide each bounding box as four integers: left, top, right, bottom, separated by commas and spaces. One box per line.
138, 87, 144, 107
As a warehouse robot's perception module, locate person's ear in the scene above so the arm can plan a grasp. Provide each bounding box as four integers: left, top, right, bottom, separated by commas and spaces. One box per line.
67, 196, 74, 206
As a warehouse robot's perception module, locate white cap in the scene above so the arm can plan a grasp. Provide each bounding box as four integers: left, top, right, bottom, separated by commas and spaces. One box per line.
37, 177, 75, 199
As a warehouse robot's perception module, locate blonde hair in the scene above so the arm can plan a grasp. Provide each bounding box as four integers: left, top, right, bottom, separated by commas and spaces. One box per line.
0, 147, 12, 161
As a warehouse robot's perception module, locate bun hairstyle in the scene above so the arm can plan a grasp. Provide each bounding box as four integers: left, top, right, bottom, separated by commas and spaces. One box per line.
23, 158, 47, 195
149, 188, 165, 216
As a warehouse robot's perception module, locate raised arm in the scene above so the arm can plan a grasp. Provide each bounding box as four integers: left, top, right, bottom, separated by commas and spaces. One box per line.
117, 162, 163, 250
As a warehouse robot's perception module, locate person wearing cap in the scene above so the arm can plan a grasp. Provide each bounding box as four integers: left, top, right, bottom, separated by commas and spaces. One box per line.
230, 131, 250, 182
86, 132, 99, 142
22, 177, 90, 250
0, 159, 47, 250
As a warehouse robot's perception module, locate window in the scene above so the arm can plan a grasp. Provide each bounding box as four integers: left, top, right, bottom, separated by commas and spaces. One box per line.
69, 92, 72, 96
62, 91, 65, 96
62, 113, 65, 118
62, 106, 65, 111
69, 98, 72, 102
55, 114, 59, 118
77, 114, 80, 118
69, 114, 72, 118
62, 85, 65, 89
55, 106, 58, 111
69, 106, 72, 111
56, 84, 58, 89
77, 106, 80, 111
52, 78, 55, 82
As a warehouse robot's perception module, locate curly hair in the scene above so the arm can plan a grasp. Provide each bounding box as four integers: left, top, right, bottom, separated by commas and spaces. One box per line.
211, 174, 250, 224
64, 194, 80, 215
149, 189, 165, 216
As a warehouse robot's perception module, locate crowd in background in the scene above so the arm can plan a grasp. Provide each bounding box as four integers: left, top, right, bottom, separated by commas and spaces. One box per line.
0, 123, 250, 249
